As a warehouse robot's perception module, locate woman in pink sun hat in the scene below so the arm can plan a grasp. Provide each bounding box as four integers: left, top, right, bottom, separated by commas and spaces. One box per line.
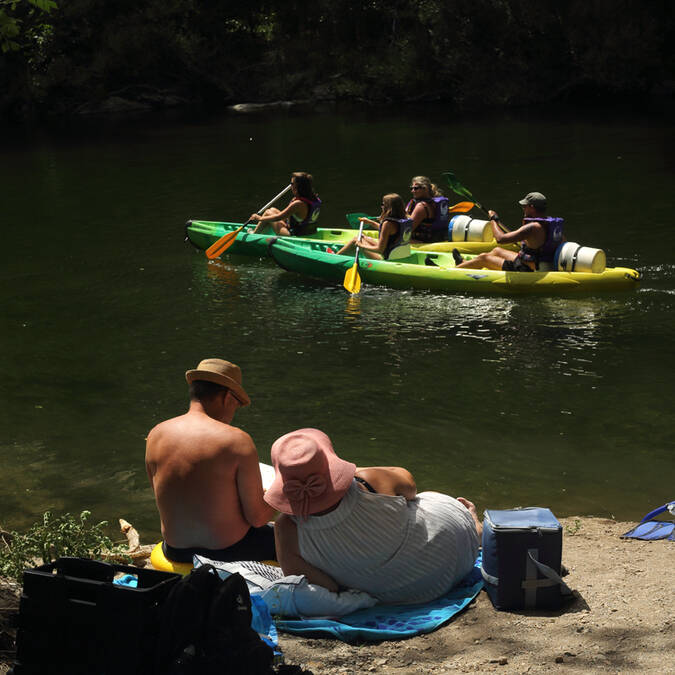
264, 428, 481, 605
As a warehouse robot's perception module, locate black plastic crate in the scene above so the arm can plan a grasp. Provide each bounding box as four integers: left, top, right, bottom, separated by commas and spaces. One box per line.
12, 557, 180, 675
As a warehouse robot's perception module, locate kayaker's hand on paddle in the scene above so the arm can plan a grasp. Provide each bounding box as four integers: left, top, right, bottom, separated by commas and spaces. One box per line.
249, 213, 262, 222
359, 216, 380, 229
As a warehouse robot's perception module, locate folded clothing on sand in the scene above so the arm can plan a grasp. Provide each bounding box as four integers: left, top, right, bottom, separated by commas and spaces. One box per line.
193, 556, 378, 618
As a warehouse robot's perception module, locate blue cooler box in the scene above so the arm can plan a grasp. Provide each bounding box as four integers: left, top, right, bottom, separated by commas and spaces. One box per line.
481, 507, 571, 611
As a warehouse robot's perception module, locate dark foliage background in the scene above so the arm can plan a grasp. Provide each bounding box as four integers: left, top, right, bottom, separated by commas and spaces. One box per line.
1, 0, 674, 119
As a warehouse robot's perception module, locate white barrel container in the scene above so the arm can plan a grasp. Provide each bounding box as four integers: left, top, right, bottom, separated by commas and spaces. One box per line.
449, 215, 493, 242
554, 242, 606, 274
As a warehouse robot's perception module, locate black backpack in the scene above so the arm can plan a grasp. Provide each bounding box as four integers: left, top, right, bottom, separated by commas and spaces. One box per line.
155, 564, 275, 675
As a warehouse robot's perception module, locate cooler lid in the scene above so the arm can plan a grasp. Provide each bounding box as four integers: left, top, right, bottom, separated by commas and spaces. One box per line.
485, 507, 561, 530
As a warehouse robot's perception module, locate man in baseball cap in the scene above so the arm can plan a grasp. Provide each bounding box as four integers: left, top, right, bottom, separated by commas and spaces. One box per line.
453, 190, 563, 272
518, 192, 547, 209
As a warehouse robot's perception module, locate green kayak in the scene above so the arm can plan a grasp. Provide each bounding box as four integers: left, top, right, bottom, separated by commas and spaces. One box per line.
268, 237, 641, 296
184, 220, 509, 258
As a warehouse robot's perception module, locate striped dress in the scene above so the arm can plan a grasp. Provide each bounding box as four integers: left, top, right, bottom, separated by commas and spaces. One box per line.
294, 481, 479, 604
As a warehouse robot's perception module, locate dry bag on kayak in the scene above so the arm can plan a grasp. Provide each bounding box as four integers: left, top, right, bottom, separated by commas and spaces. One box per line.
481, 507, 573, 610
554, 242, 606, 273
449, 215, 493, 242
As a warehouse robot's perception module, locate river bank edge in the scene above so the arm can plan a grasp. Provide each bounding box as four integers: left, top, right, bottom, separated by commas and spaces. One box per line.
1, 516, 673, 674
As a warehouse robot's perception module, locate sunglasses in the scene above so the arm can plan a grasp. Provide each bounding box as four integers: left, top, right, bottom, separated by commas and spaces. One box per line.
410, 185, 424, 190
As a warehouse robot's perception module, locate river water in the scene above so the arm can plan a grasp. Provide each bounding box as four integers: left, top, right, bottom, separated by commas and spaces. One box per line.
1, 104, 673, 540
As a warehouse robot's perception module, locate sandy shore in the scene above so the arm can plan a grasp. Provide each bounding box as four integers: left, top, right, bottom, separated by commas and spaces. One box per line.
1, 517, 673, 674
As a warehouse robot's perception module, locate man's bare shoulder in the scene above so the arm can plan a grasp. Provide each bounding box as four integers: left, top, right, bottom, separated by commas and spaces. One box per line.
147, 413, 254, 451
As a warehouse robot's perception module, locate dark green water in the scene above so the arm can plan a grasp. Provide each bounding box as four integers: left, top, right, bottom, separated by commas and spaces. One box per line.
1, 105, 673, 541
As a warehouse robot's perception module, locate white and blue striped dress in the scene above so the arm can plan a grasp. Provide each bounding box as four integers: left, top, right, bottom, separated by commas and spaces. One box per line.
294, 480, 479, 604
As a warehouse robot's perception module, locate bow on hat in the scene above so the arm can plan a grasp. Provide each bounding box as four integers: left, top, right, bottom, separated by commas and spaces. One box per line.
282, 473, 327, 519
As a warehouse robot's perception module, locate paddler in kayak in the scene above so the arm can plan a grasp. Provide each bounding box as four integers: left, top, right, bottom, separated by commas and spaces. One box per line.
336, 193, 413, 260
264, 428, 481, 604
145, 358, 277, 564
250, 171, 321, 236
453, 191, 564, 271
407, 175, 452, 243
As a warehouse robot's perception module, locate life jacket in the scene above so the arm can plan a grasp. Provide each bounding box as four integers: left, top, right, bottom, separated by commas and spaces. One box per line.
406, 196, 451, 242
381, 217, 413, 260
519, 217, 564, 269
288, 195, 321, 236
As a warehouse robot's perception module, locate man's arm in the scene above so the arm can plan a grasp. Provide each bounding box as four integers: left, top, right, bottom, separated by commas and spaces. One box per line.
489, 211, 542, 245
235, 434, 276, 527
275, 514, 339, 592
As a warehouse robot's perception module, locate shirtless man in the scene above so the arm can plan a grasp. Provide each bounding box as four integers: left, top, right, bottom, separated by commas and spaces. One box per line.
145, 358, 276, 563
453, 192, 564, 272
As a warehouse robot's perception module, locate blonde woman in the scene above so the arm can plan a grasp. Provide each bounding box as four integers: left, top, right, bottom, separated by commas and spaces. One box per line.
406, 175, 451, 243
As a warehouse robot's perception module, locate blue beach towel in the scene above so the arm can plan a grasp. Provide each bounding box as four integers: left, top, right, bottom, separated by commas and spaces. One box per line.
274, 555, 484, 642
621, 501, 675, 541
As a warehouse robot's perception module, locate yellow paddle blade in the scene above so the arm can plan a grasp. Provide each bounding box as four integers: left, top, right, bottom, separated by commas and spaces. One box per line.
205, 225, 244, 259
343, 262, 361, 294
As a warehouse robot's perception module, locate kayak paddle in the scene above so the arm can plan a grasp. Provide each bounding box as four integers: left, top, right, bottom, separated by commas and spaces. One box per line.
343, 221, 365, 294
448, 201, 477, 214
441, 172, 510, 233
346, 201, 473, 230
205, 184, 292, 259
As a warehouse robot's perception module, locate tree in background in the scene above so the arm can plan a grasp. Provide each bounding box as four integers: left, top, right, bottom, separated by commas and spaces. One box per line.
1, 0, 673, 121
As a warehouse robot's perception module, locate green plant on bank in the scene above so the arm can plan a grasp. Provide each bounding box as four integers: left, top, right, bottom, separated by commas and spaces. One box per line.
565, 518, 582, 536
0, 510, 129, 582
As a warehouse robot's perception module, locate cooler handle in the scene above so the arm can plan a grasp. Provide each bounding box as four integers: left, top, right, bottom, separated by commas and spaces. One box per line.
522, 550, 573, 606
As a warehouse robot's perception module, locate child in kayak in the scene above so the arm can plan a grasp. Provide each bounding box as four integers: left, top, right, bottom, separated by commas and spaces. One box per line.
337, 193, 413, 261
250, 171, 321, 236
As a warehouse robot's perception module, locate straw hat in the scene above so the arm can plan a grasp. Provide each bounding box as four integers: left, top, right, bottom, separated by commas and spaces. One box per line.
264, 428, 356, 518
185, 358, 250, 406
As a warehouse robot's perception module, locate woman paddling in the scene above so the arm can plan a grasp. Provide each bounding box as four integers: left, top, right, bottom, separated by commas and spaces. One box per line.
406, 175, 451, 243
336, 193, 413, 261
250, 171, 321, 236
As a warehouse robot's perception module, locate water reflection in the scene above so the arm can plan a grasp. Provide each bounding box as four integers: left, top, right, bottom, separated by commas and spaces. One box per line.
205, 259, 241, 288
2, 107, 673, 533
345, 294, 361, 318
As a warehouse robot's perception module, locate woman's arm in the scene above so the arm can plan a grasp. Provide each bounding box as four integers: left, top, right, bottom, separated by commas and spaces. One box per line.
359, 217, 380, 229
275, 514, 340, 592
357, 220, 399, 255
409, 202, 430, 232
250, 199, 306, 224
354, 466, 417, 500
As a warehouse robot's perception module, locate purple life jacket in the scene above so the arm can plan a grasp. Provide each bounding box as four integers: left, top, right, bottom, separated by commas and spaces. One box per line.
520, 217, 564, 267
289, 196, 321, 235
381, 217, 413, 260
406, 197, 451, 242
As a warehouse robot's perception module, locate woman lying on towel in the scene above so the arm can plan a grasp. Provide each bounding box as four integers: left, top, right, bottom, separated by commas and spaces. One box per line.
264, 428, 481, 605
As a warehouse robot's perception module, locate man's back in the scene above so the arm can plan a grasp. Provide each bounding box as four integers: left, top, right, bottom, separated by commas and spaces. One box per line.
146, 409, 260, 549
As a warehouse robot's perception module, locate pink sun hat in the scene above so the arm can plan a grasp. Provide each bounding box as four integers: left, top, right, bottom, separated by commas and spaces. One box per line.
264, 428, 356, 518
